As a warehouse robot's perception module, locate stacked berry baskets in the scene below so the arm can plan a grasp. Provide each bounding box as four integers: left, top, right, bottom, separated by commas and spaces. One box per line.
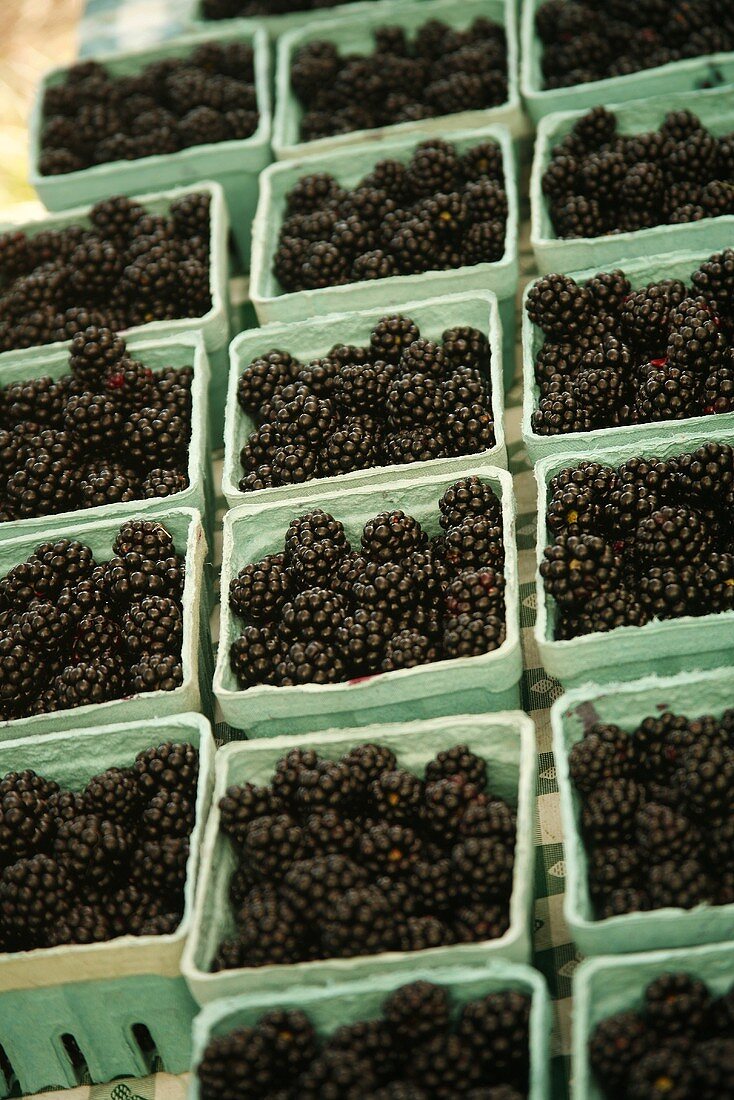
214, 470, 521, 737
182, 715, 537, 1001
223, 291, 506, 507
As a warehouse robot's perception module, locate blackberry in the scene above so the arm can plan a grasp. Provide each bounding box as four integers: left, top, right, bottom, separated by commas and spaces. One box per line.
443, 568, 504, 619
442, 614, 506, 658
131, 836, 189, 896
526, 274, 592, 338
690, 1039, 734, 1100
5, 453, 79, 517
323, 415, 381, 475
361, 511, 427, 564
282, 855, 366, 921
351, 250, 397, 281
451, 836, 514, 898
408, 1032, 480, 1095
627, 1049, 693, 1099
700, 552, 734, 613
141, 789, 194, 841
123, 405, 187, 469
0, 771, 58, 865
84, 767, 142, 824
423, 776, 482, 838
254, 1008, 319, 1082
702, 357, 734, 414
0, 854, 74, 942
53, 813, 128, 887
0, 636, 43, 703
298, 1048, 377, 1100
635, 505, 709, 569
541, 533, 621, 608
568, 724, 635, 792
457, 990, 530, 1082
369, 315, 421, 364
295, 760, 356, 814
588, 844, 641, 901
424, 745, 487, 789
620, 280, 687, 353
134, 741, 198, 797
638, 564, 701, 620
237, 351, 299, 413
243, 813, 305, 878
589, 1011, 651, 1095
369, 768, 423, 823
676, 738, 734, 820
140, 467, 188, 498
581, 778, 641, 845
281, 586, 348, 644
121, 595, 183, 658
229, 555, 291, 622
79, 463, 139, 506
321, 884, 398, 957
303, 811, 361, 858
442, 512, 504, 574
352, 559, 417, 616
340, 743, 397, 787
441, 326, 490, 374
439, 477, 501, 531
278, 640, 347, 686
325, 1018, 397, 1082
585, 270, 632, 316
383, 980, 450, 1043
407, 140, 462, 198
230, 624, 285, 688
14, 599, 73, 651
219, 783, 281, 845
381, 629, 438, 671
691, 248, 734, 316
636, 802, 702, 864
113, 519, 175, 559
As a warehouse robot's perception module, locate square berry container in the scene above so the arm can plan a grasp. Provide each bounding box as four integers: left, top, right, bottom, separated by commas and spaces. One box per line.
187, 959, 550, 1100
181, 713, 537, 1004
534, 427, 734, 690
271, 0, 523, 162
186, 0, 431, 40
249, 123, 519, 374
572, 941, 734, 1100
0, 181, 231, 430
214, 464, 521, 737
0, 505, 211, 742
529, 84, 734, 274
222, 288, 507, 511
521, 245, 734, 466
0, 330, 213, 546
0, 712, 215, 1098
28, 25, 271, 270
552, 665, 734, 957
521, 0, 734, 127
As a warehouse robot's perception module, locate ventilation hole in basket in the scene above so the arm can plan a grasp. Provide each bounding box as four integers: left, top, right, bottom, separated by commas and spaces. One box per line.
131, 1024, 159, 1074
60, 1034, 90, 1085
0, 1044, 19, 1096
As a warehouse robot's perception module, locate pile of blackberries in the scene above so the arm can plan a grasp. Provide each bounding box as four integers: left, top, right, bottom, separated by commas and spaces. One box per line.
214, 741, 517, 971
0, 740, 198, 951
273, 137, 507, 291
40, 42, 258, 175
540, 443, 734, 638
0, 519, 186, 720
542, 106, 734, 239
236, 314, 494, 491
536, 0, 733, 90
290, 16, 507, 142
589, 972, 734, 1098
569, 711, 734, 918
527, 251, 734, 435
203, 0, 366, 15
228, 478, 507, 687
199, 979, 531, 1100
0, 327, 191, 522
0, 192, 211, 354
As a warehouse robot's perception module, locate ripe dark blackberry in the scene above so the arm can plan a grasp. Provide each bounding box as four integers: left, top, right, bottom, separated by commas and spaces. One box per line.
14, 598, 73, 651
423, 775, 482, 839
113, 519, 175, 560
369, 315, 421, 363
5, 453, 79, 518
0, 771, 58, 865
141, 788, 194, 841
450, 835, 514, 899
369, 768, 423, 825
438, 477, 501, 532
243, 813, 305, 878
78, 463, 139, 506
691, 247, 734, 317
620, 280, 687, 353
581, 778, 641, 845
0, 854, 74, 942
645, 972, 712, 1039
131, 836, 189, 896
426, 744, 488, 789
457, 990, 530, 1083
323, 415, 381, 475
677, 738, 734, 821
589, 1011, 651, 1095
381, 628, 438, 671
282, 855, 366, 922
443, 568, 504, 620
321, 883, 398, 958
525, 274, 592, 338
702, 356, 734, 414
385, 427, 447, 464
360, 510, 427, 565
442, 613, 506, 658
541, 533, 621, 609
53, 813, 129, 887
341, 742, 397, 787
123, 405, 187, 469
634, 505, 709, 569
278, 639, 346, 686
84, 767, 142, 824
568, 724, 635, 793
140, 467, 188, 498
352, 559, 417, 617
236, 350, 299, 414
121, 595, 183, 659
229, 554, 291, 622
441, 327, 490, 375
638, 564, 701, 620
295, 759, 356, 815
442, 511, 504, 574
280, 586, 348, 645
303, 810, 361, 859
0, 635, 43, 703
230, 624, 285, 688
635, 802, 702, 866
383, 980, 450, 1043
134, 741, 198, 797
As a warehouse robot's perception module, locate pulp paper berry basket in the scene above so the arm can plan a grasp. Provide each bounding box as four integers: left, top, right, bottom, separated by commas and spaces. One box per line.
521, 246, 734, 465
222, 288, 507, 511
0, 331, 213, 545
181, 713, 537, 1004
29, 25, 271, 270
552, 665, 734, 957
0, 712, 215, 1098
0, 181, 231, 429
529, 84, 734, 273
520, 0, 734, 126
0, 505, 211, 742
214, 464, 522, 737
271, 0, 523, 161
187, 959, 551, 1100
534, 427, 734, 689
249, 123, 519, 372
187, 0, 431, 40
572, 941, 734, 1100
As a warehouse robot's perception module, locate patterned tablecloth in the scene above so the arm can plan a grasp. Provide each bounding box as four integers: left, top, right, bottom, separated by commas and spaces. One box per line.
23, 5, 581, 1097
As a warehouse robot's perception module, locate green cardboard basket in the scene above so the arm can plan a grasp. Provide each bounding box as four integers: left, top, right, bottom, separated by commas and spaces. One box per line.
521, 246, 734, 465
534, 426, 734, 690
529, 84, 734, 274
181, 712, 537, 1004
222, 288, 507, 512
0, 181, 231, 431
249, 123, 519, 372
521, 0, 734, 126
0, 330, 213, 545
29, 25, 271, 270
214, 464, 522, 737
187, 959, 551, 1100
552, 666, 734, 958
572, 941, 734, 1100
187, 0, 429, 40
0, 505, 211, 742
272, 0, 523, 161
0, 712, 215, 1098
